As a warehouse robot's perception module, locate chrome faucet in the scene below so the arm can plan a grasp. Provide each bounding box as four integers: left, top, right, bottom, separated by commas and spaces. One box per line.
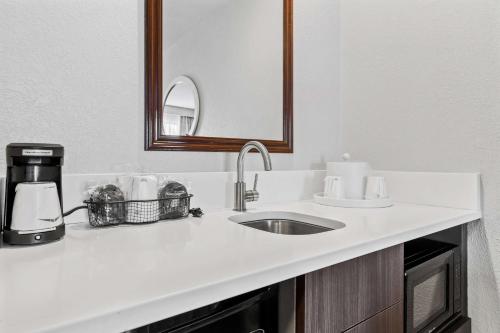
234, 141, 272, 211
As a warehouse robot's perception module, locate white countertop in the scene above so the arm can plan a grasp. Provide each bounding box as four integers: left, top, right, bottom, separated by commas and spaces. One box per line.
0, 201, 481, 333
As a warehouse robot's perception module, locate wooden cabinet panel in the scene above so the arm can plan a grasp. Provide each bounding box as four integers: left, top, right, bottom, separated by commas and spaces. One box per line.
297, 245, 404, 333
344, 302, 403, 333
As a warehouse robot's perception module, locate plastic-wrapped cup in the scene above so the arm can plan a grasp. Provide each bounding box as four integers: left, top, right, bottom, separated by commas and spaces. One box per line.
158, 181, 189, 219
365, 176, 388, 200
324, 176, 345, 199
89, 184, 126, 226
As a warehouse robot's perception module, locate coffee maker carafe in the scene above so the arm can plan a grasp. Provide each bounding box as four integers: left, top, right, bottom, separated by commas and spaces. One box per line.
3, 143, 65, 245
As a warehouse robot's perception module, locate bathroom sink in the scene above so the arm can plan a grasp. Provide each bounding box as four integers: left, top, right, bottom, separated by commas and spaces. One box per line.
240, 219, 332, 235
229, 211, 345, 235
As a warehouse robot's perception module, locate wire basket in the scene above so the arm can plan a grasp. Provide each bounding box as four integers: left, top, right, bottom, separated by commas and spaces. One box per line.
83, 195, 193, 227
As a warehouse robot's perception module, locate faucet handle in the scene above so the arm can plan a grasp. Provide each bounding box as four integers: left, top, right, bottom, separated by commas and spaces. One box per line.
245, 174, 260, 202
253, 173, 259, 191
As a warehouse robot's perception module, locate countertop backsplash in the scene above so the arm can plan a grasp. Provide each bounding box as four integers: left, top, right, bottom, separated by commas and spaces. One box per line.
61, 170, 327, 224
0, 170, 481, 226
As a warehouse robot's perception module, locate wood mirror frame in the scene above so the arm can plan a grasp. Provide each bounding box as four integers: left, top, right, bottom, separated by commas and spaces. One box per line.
145, 0, 293, 152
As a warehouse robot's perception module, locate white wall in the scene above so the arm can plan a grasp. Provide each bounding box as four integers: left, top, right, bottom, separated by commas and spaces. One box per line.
0, 0, 341, 176
340, 0, 500, 331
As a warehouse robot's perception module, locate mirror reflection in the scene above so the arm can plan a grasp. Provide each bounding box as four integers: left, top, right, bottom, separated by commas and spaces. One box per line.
162, 76, 200, 136
162, 0, 284, 140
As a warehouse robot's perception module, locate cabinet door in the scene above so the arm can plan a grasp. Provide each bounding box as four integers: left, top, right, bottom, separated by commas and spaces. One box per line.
296, 245, 404, 333
344, 302, 403, 333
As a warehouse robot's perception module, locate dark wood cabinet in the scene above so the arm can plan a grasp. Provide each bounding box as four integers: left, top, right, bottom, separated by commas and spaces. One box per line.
296, 245, 404, 333
344, 302, 404, 333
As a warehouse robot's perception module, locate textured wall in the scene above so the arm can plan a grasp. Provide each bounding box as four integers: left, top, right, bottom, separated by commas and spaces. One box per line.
340, 0, 500, 331
0, 0, 342, 175
0, 0, 141, 174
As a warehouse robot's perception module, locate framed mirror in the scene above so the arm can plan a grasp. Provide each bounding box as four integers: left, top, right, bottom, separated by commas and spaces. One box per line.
145, 0, 293, 152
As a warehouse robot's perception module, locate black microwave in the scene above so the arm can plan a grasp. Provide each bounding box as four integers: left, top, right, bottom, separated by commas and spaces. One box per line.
404, 238, 463, 333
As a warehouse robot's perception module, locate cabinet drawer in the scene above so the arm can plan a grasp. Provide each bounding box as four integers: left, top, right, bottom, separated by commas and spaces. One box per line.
297, 245, 404, 333
344, 302, 403, 333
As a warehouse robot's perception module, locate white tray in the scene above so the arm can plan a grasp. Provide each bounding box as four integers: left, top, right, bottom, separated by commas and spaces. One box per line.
313, 193, 393, 208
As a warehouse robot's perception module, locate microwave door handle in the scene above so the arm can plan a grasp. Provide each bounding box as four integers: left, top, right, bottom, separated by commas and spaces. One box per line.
168, 288, 272, 333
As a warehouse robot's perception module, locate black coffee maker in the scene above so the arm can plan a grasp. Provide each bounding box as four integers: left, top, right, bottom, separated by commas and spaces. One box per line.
3, 143, 65, 245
